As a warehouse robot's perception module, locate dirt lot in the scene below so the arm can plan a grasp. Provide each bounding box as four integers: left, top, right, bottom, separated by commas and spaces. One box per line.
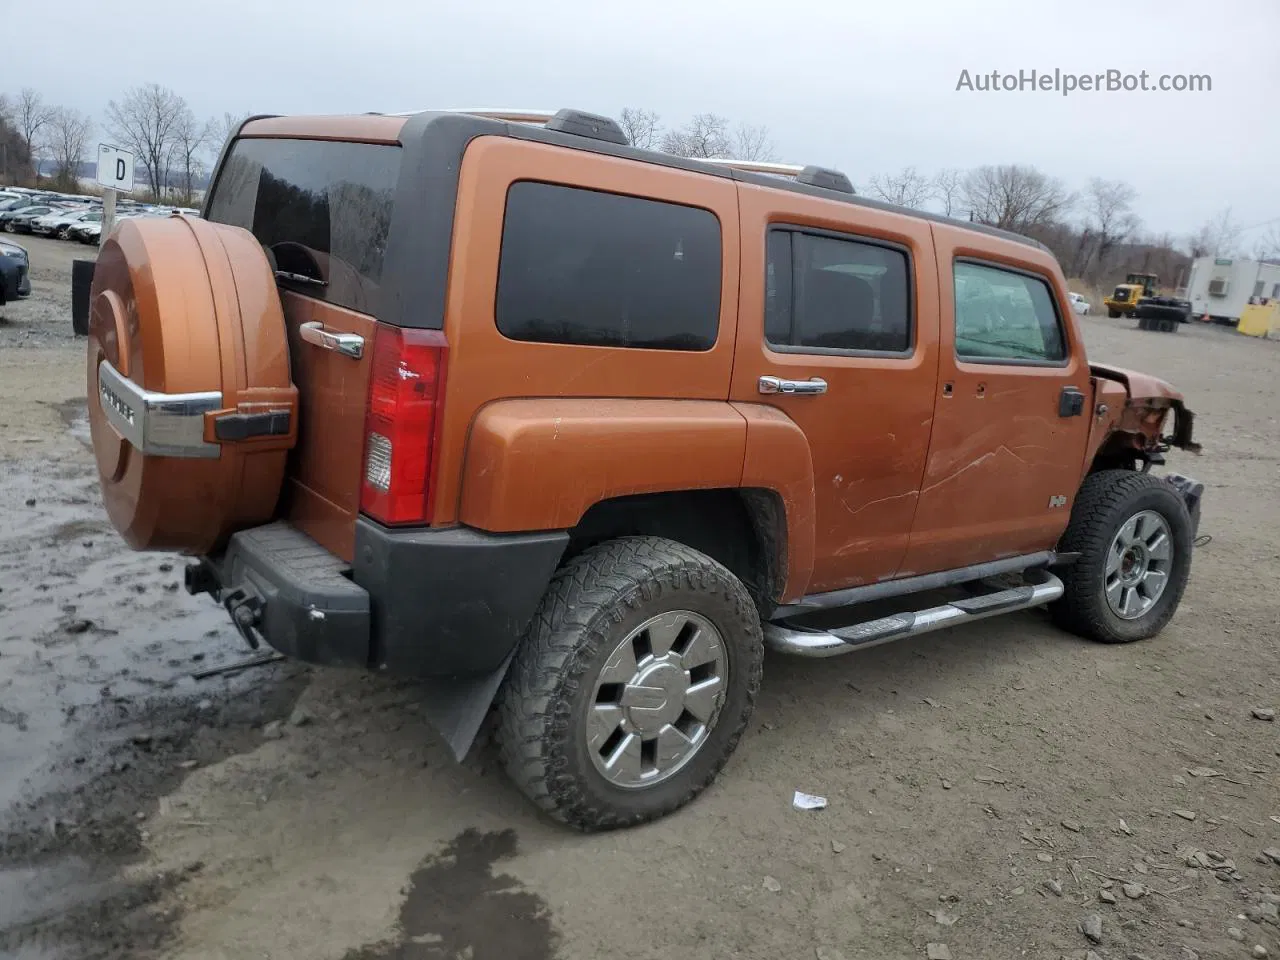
2, 233, 1278, 960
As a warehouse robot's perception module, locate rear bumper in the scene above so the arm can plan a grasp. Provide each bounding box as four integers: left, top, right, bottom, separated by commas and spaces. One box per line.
192, 519, 568, 677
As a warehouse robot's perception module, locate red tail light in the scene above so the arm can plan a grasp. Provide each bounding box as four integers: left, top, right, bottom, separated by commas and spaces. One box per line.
360, 325, 448, 525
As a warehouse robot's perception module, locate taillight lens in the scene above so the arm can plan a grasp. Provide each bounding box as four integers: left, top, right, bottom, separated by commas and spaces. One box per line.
360, 325, 448, 525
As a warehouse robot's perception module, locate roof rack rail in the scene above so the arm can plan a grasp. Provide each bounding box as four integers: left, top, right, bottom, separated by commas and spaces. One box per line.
385, 107, 629, 144
700, 159, 855, 193
700, 159, 805, 176
387, 107, 557, 123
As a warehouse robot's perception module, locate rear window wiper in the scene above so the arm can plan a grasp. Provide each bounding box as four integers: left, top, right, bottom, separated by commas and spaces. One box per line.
274, 270, 327, 288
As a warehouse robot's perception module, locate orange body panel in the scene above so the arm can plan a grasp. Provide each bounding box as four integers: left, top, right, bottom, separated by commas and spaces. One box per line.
1081, 377, 1129, 480
280, 293, 376, 562
732, 402, 816, 601
728, 184, 941, 591
430, 136, 742, 526
459, 399, 747, 531
899, 225, 1094, 575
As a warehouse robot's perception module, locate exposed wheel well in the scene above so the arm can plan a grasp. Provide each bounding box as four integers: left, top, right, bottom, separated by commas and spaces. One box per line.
565, 488, 785, 617
1088, 432, 1164, 476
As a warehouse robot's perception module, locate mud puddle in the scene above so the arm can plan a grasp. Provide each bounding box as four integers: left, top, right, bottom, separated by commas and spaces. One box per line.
0, 418, 310, 958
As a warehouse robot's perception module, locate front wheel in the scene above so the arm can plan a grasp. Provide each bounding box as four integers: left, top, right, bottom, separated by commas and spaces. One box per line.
1107, 308, 1120, 318
1051, 470, 1194, 643
498, 536, 764, 831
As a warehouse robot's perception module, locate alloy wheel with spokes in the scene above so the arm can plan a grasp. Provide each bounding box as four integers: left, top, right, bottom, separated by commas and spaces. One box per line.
587, 610, 728, 789
1105, 509, 1173, 619
1052, 470, 1194, 644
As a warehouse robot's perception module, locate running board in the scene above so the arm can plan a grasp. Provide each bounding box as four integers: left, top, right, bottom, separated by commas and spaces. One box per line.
764, 572, 1064, 658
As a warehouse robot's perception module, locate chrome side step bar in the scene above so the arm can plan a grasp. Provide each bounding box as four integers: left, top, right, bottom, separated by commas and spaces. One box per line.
764, 573, 1064, 658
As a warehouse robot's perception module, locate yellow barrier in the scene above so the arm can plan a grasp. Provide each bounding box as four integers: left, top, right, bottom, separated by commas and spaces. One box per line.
1237, 302, 1280, 339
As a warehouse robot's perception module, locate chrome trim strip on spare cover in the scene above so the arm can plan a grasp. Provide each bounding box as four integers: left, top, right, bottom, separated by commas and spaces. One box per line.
98, 359, 222, 459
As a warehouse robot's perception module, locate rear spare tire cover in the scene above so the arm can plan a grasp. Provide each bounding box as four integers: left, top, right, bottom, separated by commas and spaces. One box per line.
87, 215, 297, 554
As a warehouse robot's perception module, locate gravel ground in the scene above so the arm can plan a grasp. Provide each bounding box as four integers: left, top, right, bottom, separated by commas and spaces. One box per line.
1, 233, 1278, 960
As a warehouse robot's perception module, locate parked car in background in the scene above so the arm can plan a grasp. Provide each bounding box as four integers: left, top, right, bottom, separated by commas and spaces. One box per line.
1068, 292, 1091, 315
0, 238, 31, 306
0, 196, 36, 214
72, 210, 150, 244
31, 207, 101, 239
1, 204, 60, 233
71, 221, 101, 244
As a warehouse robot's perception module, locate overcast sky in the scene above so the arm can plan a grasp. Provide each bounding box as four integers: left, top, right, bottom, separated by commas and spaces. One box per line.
14, 0, 1279, 241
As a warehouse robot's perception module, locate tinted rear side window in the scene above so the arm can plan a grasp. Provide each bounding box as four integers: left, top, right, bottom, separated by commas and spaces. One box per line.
206, 138, 401, 313
765, 228, 912, 353
496, 181, 722, 351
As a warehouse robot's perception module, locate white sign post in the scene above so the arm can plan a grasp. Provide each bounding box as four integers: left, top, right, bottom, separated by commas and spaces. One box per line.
95, 144, 135, 248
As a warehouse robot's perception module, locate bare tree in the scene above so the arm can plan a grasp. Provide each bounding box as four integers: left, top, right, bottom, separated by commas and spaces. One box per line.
867, 166, 932, 209
1083, 178, 1140, 281
169, 108, 212, 206
733, 123, 779, 163
618, 108, 661, 150
933, 168, 964, 216
47, 107, 94, 190
1253, 224, 1280, 264
1188, 206, 1241, 260
107, 83, 189, 199
15, 88, 55, 179
211, 111, 251, 152
1185, 224, 1214, 259
0, 96, 30, 183
961, 164, 1074, 233
661, 113, 732, 159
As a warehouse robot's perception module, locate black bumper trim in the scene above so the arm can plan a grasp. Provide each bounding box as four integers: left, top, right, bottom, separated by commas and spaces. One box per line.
212, 522, 371, 666
353, 518, 569, 677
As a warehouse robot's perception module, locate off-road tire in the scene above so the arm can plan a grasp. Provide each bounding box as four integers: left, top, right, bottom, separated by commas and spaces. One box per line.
1051, 470, 1193, 643
1107, 308, 1121, 318
497, 536, 764, 831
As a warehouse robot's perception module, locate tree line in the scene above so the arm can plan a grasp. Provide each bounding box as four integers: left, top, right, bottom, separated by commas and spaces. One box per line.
3, 87, 1272, 290
851, 162, 1279, 291
618, 106, 1278, 291
0, 86, 246, 206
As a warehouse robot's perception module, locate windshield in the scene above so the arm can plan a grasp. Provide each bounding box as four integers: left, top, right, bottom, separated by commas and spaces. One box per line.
206, 137, 402, 313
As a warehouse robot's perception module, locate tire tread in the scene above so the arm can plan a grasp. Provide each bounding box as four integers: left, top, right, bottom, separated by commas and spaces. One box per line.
497, 536, 763, 831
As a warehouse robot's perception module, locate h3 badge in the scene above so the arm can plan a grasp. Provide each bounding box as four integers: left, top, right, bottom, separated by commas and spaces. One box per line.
1048, 495, 1068, 509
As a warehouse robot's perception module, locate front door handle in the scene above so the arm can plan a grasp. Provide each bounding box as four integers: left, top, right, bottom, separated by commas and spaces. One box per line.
299, 321, 364, 359
758, 375, 828, 396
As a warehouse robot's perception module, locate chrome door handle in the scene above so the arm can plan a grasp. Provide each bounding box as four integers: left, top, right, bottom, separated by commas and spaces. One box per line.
758, 375, 828, 396
299, 321, 364, 359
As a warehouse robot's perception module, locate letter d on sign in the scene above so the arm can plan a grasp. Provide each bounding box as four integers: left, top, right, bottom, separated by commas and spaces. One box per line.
115, 159, 126, 181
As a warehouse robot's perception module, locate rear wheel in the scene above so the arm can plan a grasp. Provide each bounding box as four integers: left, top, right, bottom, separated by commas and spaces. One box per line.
1107, 308, 1120, 318
1051, 470, 1193, 643
498, 536, 763, 831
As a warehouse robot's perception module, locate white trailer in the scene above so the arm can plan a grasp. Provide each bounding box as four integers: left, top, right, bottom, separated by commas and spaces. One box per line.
1184, 256, 1280, 324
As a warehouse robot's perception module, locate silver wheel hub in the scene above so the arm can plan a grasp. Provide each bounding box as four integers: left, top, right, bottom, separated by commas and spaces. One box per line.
587, 610, 728, 790
1106, 509, 1173, 620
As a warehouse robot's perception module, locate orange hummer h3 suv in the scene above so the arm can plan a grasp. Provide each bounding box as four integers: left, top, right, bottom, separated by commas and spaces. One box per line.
86, 107, 1203, 831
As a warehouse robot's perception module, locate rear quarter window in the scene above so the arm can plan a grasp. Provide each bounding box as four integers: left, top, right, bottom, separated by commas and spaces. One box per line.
205, 138, 401, 314
495, 181, 722, 351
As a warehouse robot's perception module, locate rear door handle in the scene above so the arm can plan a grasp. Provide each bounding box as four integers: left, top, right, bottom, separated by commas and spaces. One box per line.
299, 321, 364, 359
758, 375, 828, 396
